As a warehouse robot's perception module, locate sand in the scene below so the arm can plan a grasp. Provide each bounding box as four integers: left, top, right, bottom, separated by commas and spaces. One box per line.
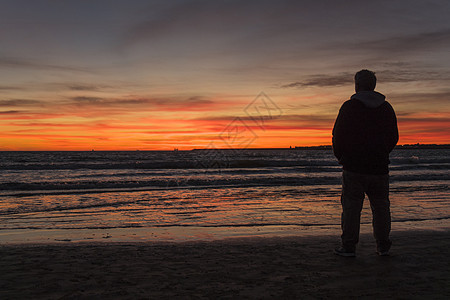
1, 230, 450, 299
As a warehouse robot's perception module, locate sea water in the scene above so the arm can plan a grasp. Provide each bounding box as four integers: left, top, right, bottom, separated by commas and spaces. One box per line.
0, 148, 449, 242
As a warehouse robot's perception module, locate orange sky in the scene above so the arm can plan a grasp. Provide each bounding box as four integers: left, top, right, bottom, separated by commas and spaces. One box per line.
1, 89, 448, 150
1, 1, 449, 150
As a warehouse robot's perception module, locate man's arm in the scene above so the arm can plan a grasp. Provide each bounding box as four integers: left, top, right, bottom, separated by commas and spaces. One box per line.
332, 106, 346, 161
386, 103, 399, 153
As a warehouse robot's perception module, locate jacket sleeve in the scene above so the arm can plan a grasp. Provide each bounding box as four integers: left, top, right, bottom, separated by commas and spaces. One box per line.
332, 105, 347, 161
386, 103, 399, 153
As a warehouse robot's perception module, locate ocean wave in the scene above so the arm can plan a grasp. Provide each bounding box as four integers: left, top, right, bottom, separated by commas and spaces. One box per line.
0, 175, 341, 196
0, 159, 342, 170
0, 167, 448, 195
1, 158, 448, 172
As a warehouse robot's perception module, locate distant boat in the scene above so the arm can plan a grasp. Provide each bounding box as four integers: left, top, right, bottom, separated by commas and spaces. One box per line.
173, 148, 179, 152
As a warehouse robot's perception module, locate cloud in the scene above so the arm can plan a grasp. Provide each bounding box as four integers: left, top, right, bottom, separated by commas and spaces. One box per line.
0, 110, 22, 114
0, 57, 91, 73
120, 1, 450, 63
191, 113, 335, 132
68, 84, 107, 91
308, 29, 450, 67
398, 113, 450, 143
0, 86, 22, 91
0, 99, 42, 107
152, 96, 215, 109
281, 67, 450, 89
0, 94, 232, 121
281, 73, 353, 88
71, 96, 104, 103
194, 113, 333, 122
0, 132, 105, 140
0, 112, 63, 120
120, 0, 356, 52
389, 90, 450, 103
399, 116, 449, 124
68, 95, 220, 111
357, 29, 450, 57
376, 69, 450, 83
121, 0, 259, 47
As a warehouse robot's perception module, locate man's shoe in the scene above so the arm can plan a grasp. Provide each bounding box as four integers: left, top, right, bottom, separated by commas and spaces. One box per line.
334, 247, 356, 257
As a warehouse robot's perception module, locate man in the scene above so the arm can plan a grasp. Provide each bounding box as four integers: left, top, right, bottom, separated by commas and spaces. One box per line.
332, 69, 399, 257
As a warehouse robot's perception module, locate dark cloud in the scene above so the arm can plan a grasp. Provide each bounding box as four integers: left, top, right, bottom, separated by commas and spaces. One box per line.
0, 86, 22, 91
0, 99, 42, 106
376, 69, 450, 83
358, 29, 450, 56
120, 0, 450, 62
194, 113, 334, 123
155, 96, 213, 107
71, 96, 104, 103
399, 116, 449, 123
278, 114, 335, 122
0, 110, 22, 114
68, 95, 215, 111
391, 90, 450, 99
120, 0, 360, 51
0, 57, 90, 73
389, 91, 450, 107
68, 85, 103, 91
281, 73, 353, 88
122, 0, 264, 46
309, 29, 450, 66
70, 97, 149, 106
281, 67, 450, 89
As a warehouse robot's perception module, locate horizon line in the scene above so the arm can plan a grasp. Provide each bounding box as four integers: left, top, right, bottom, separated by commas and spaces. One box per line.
1, 143, 449, 152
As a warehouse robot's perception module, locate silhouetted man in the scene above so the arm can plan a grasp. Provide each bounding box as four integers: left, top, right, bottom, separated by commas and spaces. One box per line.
332, 69, 398, 257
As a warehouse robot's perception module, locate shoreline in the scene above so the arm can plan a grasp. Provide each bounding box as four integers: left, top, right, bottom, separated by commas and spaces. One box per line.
1, 229, 449, 298
1, 219, 449, 246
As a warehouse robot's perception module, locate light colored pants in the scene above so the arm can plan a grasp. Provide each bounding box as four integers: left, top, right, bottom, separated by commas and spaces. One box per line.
340, 170, 392, 252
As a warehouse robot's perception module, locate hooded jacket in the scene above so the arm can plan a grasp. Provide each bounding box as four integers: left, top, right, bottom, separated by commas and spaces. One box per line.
332, 91, 399, 174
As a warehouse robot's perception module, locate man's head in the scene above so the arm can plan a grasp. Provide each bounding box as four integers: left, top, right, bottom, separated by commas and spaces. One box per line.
355, 69, 376, 92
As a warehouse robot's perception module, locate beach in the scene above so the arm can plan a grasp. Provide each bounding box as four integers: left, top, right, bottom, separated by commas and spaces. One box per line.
1, 229, 450, 299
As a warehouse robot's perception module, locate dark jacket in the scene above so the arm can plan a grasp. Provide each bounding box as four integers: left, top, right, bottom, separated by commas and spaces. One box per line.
332, 91, 399, 174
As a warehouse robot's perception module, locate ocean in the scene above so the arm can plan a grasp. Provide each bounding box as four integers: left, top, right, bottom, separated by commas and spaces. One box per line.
0, 148, 449, 242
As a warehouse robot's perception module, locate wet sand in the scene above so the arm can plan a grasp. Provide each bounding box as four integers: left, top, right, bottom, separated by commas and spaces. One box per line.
1, 229, 450, 299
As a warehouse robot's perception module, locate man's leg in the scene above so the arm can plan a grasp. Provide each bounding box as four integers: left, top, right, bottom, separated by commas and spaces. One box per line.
340, 170, 366, 252
367, 174, 391, 253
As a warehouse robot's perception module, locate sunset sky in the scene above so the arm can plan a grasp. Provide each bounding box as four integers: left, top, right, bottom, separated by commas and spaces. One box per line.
1, 0, 449, 150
